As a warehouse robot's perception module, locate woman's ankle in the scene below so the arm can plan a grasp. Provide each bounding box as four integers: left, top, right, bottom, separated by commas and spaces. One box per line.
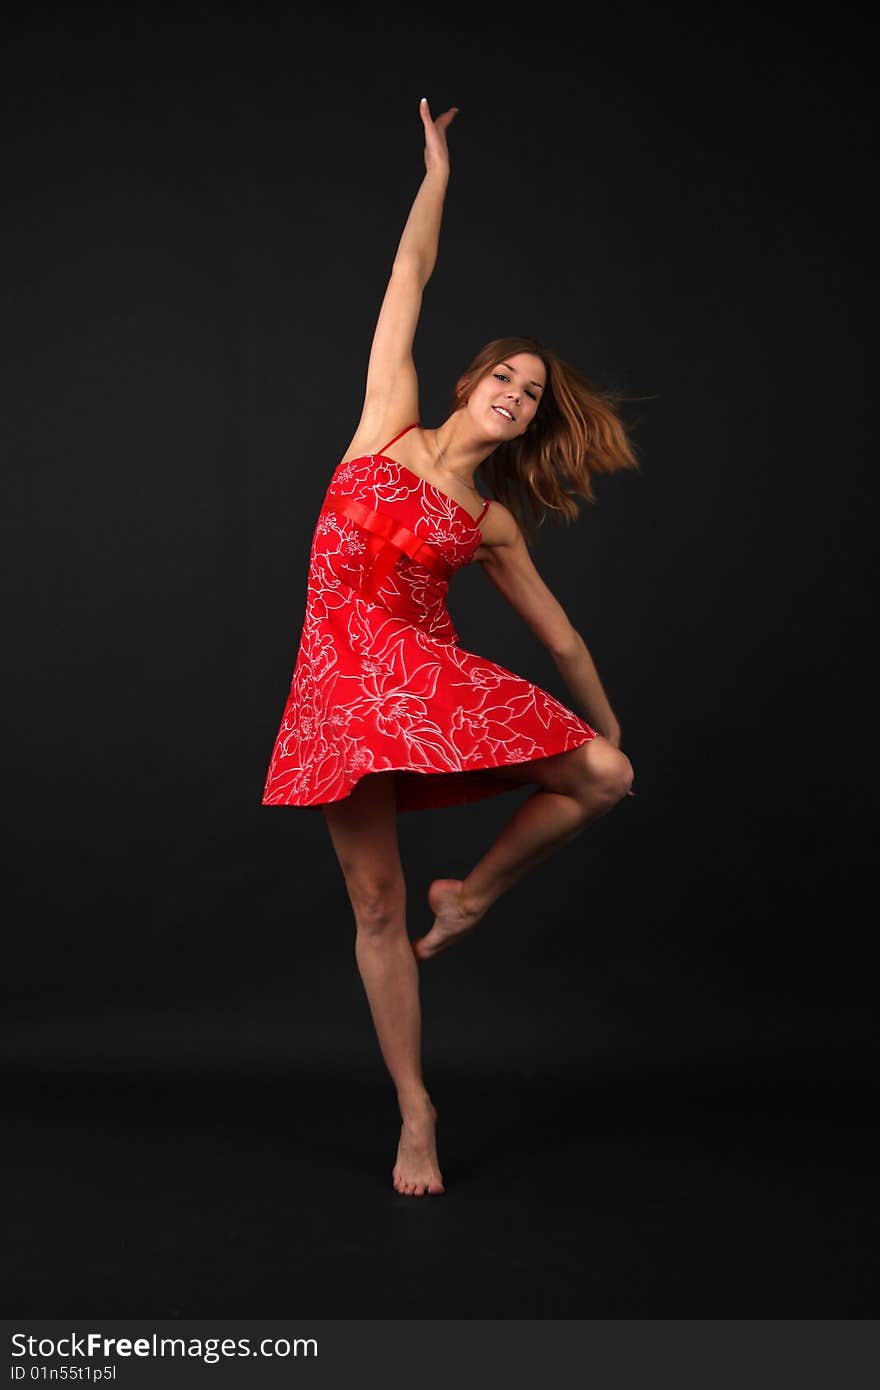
397, 1083, 434, 1120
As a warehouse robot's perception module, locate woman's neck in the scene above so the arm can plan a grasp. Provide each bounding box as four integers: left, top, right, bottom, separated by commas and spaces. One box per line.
430, 413, 494, 489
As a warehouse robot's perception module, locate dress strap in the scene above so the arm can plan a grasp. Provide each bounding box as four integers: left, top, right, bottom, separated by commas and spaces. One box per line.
378, 422, 419, 456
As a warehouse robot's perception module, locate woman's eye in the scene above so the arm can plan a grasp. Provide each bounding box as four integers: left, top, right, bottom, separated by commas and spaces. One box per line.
495, 370, 537, 401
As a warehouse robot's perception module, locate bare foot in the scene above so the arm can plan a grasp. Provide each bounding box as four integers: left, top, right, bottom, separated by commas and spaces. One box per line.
392, 1098, 445, 1196
412, 878, 484, 961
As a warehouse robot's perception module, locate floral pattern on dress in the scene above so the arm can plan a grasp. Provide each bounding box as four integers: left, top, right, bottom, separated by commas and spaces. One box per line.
262, 452, 597, 811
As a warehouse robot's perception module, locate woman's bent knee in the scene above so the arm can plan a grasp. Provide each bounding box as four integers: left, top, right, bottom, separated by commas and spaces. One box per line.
614, 751, 635, 800
580, 740, 634, 805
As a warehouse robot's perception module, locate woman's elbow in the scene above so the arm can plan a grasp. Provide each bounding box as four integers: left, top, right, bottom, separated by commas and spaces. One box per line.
549, 626, 582, 662
392, 252, 430, 287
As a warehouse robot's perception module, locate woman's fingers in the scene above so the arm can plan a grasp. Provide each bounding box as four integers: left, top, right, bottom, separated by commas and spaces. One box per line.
419, 97, 458, 133
420, 97, 458, 172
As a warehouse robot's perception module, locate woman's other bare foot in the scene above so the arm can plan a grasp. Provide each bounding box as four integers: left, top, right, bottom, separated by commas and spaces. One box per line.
392, 1094, 445, 1196
412, 879, 484, 961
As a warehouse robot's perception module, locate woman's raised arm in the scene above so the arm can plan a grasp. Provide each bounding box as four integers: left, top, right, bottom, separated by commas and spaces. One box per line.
343, 98, 458, 456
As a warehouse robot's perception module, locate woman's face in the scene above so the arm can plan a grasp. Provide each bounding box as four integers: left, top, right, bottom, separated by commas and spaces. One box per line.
466, 352, 546, 442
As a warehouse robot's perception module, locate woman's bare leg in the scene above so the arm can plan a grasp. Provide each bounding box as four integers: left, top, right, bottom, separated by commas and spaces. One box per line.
322, 772, 443, 1196
413, 736, 634, 960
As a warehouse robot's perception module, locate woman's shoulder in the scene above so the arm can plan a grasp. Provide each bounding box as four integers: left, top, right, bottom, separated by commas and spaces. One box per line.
474, 498, 520, 560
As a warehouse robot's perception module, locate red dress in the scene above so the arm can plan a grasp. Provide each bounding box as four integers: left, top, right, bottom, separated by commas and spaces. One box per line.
262, 424, 598, 812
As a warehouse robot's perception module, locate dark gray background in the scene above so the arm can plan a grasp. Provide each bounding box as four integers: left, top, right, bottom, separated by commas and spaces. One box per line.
3, 11, 876, 1317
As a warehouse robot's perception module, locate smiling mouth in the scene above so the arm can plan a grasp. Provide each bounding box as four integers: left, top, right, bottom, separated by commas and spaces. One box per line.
492, 406, 515, 421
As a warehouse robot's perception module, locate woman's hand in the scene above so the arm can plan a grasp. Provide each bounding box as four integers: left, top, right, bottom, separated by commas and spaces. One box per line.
420, 96, 458, 175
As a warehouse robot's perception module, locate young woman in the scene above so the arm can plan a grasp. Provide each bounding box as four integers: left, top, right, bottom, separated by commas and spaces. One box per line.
263, 99, 638, 1197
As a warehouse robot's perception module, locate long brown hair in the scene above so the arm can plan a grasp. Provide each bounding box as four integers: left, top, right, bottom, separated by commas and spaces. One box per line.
452, 336, 641, 545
